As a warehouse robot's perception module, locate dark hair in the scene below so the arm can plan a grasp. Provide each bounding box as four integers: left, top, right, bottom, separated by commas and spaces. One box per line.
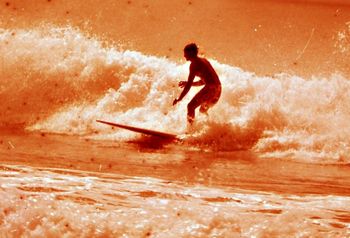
184, 43, 198, 56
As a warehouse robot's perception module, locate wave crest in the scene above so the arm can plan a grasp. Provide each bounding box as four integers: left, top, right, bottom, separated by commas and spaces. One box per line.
1, 26, 350, 163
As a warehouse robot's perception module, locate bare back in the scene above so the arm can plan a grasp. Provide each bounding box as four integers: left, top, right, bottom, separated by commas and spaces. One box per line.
190, 57, 221, 86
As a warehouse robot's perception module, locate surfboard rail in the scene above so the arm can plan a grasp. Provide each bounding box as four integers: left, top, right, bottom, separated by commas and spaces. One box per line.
96, 120, 178, 140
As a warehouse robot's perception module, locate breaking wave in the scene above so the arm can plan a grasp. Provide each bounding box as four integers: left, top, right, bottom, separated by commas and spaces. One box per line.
1, 26, 350, 163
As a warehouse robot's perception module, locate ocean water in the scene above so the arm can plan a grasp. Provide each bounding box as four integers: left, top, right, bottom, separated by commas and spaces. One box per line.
1, 26, 350, 163
1, 162, 350, 238
0, 15, 350, 237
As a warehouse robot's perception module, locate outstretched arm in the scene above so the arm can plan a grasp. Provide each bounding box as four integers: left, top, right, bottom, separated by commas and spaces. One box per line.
173, 66, 196, 105
179, 79, 204, 87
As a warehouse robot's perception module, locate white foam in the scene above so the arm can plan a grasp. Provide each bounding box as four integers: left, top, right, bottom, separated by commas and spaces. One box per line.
1, 26, 350, 163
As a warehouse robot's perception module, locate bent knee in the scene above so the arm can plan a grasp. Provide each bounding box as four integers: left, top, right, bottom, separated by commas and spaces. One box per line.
199, 105, 209, 113
187, 100, 198, 110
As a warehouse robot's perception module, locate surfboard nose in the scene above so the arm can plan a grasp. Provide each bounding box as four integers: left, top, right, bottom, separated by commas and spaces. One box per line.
96, 120, 179, 140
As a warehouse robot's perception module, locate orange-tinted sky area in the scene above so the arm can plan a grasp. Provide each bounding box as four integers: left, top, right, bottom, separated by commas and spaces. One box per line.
0, 0, 349, 78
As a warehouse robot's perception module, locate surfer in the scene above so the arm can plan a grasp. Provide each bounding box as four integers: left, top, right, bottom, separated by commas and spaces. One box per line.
173, 43, 221, 124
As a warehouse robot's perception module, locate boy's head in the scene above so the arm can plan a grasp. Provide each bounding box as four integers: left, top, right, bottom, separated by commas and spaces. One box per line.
184, 43, 198, 60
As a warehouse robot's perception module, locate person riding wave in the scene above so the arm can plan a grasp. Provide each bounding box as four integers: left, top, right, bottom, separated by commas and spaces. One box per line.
173, 43, 221, 124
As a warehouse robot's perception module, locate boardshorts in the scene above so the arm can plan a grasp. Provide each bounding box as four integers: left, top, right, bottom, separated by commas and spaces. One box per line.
188, 84, 222, 118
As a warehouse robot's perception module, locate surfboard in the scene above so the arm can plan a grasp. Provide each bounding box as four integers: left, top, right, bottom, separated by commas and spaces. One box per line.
96, 120, 178, 140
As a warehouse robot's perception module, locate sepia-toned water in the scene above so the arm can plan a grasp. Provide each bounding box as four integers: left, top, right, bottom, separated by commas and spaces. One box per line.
1, 0, 350, 237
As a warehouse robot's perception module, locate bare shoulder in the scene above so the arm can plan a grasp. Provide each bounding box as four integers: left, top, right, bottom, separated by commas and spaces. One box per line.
201, 57, 212, 65
189, 60, 199, 71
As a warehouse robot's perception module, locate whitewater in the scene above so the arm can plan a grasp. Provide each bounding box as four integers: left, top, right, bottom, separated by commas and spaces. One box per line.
1, 26, 350, 163
1, 26, 350, 237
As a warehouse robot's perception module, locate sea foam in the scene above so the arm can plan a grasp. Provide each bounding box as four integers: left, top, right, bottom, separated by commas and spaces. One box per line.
1, 26, 350, 163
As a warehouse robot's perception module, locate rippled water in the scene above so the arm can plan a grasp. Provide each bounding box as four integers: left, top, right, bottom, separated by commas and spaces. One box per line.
1, 163, 350, 237
1, 1, 350, 236
0, 133, 349, 237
